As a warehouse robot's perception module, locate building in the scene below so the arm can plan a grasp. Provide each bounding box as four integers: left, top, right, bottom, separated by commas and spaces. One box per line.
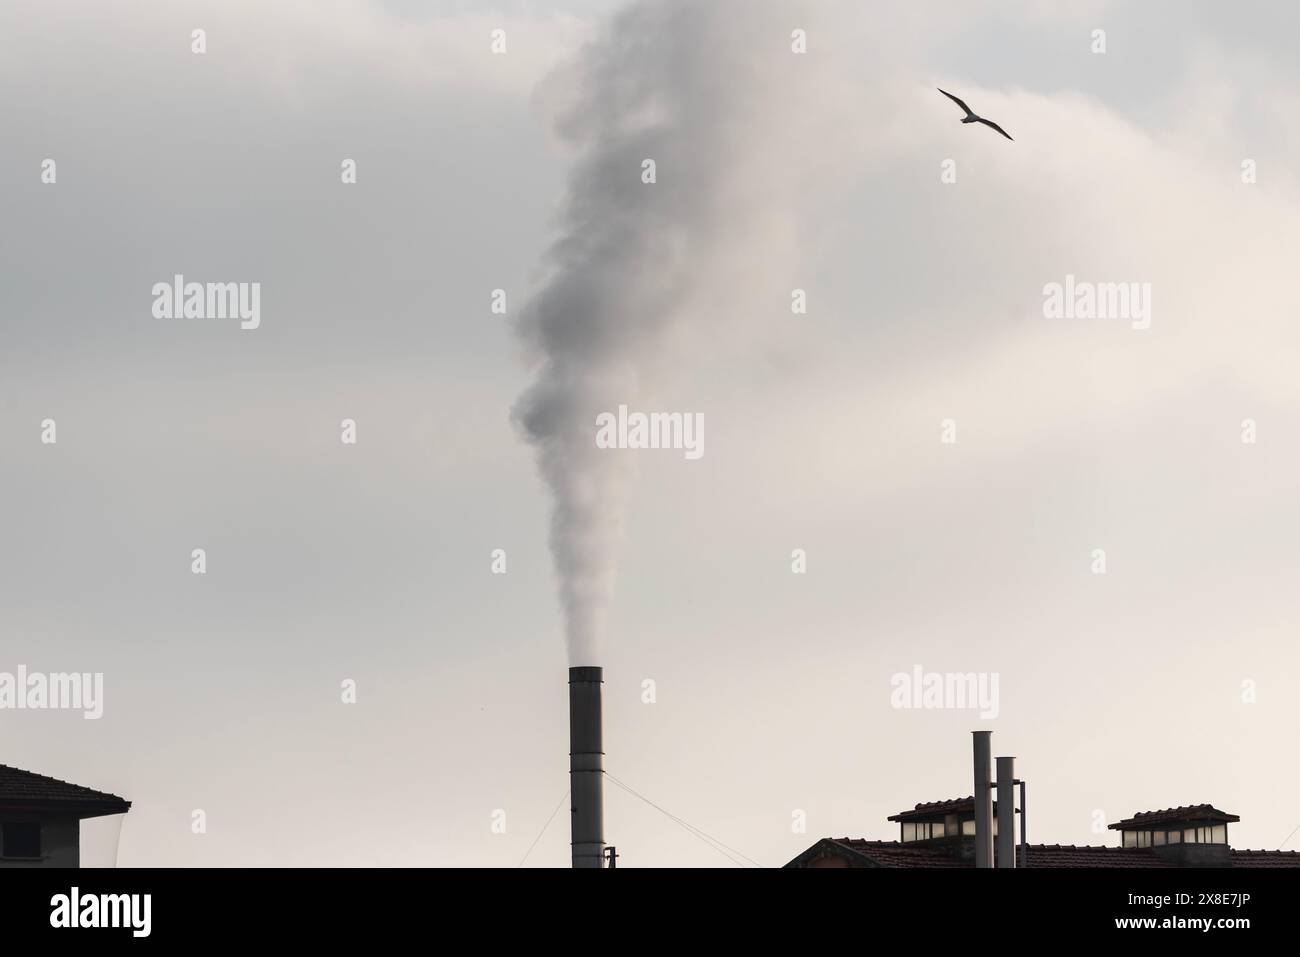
0, 764, 131, 868
788, 798, 1300, 868
786, 732, 1300, 869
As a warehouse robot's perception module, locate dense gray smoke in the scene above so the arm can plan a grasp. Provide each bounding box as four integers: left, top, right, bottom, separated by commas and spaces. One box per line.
512, 0, 800, 664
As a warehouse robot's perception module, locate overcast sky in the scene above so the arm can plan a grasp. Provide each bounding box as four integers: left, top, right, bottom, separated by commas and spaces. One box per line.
2, 0, 1299, 867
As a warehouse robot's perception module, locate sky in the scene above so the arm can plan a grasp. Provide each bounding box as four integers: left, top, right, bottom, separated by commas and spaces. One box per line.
1, 0, 1298, 867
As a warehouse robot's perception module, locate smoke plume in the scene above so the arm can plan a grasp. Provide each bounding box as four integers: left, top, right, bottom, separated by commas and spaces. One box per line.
512, 0, 819, 664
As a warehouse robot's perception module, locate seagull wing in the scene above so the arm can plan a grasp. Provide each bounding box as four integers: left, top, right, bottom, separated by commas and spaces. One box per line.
976, 116, 1014, 141
937, 87, 975, 118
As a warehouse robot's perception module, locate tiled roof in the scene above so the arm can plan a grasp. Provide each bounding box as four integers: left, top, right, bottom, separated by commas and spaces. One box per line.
887, 797, 973, 821
0, 764, 131, 816
786, 840, 1300, 868
1230, 849, 1300, 868
1109, 805, 1239, 829
1018, 844, 1178, 868
887, 797, 1013, 822
818, 839, 970, 868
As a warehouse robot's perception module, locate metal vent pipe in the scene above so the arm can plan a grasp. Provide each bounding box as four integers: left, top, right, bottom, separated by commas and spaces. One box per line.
996, 755, 1016, 868
569, 666, 605, 868
972, 731, 993, 868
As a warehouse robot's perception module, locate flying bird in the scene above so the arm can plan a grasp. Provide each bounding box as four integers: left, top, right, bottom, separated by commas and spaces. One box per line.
937, 88, 1013, 141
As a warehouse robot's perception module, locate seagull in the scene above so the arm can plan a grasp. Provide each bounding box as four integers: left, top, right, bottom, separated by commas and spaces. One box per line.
937, 88, 1013, 141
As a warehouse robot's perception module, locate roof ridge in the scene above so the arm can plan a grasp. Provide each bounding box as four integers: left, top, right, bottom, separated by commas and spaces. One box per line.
1232, 848, 1300, 855
908, 796, 974, 809
1027, 842, 1141, 850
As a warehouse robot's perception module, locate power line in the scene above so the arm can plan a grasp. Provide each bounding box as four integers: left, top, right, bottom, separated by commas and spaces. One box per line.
517, 788, 569, 868
605, 771, 765, 868
1279, 823, 1300, 851
607, 775, 746, 867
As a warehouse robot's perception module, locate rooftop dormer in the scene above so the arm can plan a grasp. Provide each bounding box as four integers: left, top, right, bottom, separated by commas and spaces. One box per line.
887, 797, 1013, 843
1108, 804, 1239, 866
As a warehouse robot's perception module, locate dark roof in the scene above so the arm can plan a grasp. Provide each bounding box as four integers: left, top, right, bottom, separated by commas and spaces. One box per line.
787, 839, 1223, 868
1108, 805, 1239, 830
788, 839, 970, 868
1018, 844, 1178, 868
0, 764, 131, 819
1230, 849, 1300, 868
887, 797, 1014, 822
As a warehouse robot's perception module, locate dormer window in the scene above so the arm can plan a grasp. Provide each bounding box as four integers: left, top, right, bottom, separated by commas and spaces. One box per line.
1122, 825, 1227, 847
890, 797, 1005, 842
902, 821, 947, 842
1110, 806, 1237, 850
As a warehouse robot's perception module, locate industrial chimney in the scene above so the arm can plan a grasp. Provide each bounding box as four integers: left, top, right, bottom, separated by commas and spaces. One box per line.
569, 666, 605, 868
972, 731, 993, 868
996, 755, 1016, 869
